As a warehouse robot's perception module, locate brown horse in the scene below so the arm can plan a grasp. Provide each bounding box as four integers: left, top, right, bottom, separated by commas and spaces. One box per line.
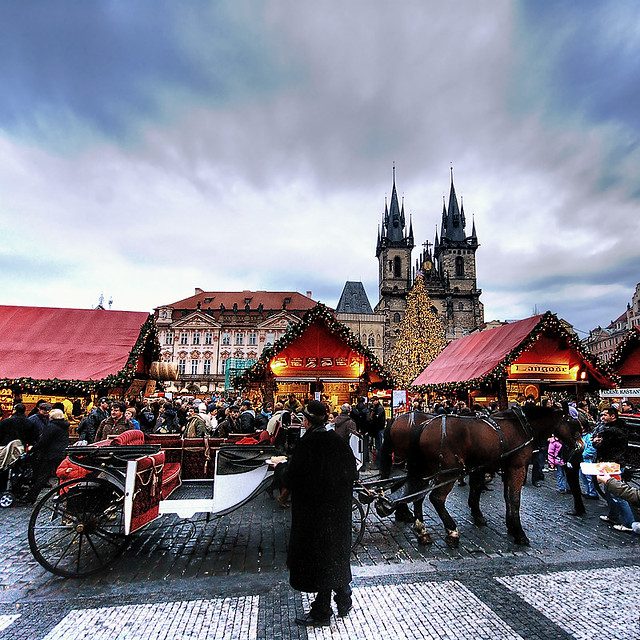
378, 405, 581, 547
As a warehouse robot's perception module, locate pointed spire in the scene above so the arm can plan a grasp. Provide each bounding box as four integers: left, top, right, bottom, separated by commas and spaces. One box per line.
400, 196, 406, 227
408, 213, 414, 243
387, 165, 404, 241
444, 167, 466, 241
460, 196, 466, 228
471, 214, 477, 240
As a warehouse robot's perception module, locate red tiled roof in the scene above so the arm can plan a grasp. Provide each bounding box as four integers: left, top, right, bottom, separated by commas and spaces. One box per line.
413, 316, 542, 385
0, 305, 151, 381
160, 290, 317, 311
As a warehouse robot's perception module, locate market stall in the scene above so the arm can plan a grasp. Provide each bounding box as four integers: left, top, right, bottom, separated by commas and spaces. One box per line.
412, 312, 615, 408
0, 305, 160, 426
239, 304, 391, 408
601, 327, 640, 401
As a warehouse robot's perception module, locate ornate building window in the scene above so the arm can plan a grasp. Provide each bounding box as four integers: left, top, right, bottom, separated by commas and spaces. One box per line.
178, 359, 186, 375
222, 332, 231, 346
458, 302, 464, 311
193, 331, 200, 345
455, 256, 464, 277
180, 332, 188, 345
393, 312, 401, 322
394, 256, 402, 278
248, 332, 257, 346
165, 332, 173, 345
235, 333, 244, 345
203, 359, 211, 375
368, 335, 375, 347
204, 332, 212, 345
191, 359, 198, 375
265, 331, 275, 346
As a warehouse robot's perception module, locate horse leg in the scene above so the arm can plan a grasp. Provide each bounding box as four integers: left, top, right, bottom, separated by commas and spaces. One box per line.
429, 481, 459, 547
395, 502, 414, 523
503, 463, 529, 546
410, 497, 432, 545
468, 470, 487, 526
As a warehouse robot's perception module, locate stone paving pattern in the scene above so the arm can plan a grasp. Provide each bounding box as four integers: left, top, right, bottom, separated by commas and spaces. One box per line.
0, 473, 638, 639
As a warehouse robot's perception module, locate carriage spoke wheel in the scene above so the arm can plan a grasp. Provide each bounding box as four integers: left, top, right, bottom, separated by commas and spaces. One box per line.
28, 477, 129, 578
351, 496, 366, 551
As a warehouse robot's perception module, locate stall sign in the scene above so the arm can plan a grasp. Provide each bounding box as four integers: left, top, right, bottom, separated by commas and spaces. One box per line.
0, 388, 12, 413
601, 388, 640, 398
509, 363, 570, 376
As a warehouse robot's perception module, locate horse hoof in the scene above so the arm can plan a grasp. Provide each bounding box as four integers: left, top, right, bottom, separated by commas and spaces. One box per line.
417, 533, 433, 546
445, 535, 460, 548
473, 516, 487, 527
514, 535, 530, 546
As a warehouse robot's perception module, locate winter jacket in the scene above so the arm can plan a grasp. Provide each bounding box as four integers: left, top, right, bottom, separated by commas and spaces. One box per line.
548, 438, 564, 467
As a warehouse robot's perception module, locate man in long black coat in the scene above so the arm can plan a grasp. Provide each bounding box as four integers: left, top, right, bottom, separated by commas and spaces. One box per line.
284, 399, 357, 627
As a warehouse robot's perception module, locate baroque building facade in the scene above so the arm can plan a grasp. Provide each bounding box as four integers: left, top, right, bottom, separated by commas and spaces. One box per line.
584, 282, 640, 361
375, 169, 484, 355
154, 290, 316, 393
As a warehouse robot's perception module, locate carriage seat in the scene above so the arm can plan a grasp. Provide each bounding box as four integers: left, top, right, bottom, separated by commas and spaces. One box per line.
111, 429, 145, 446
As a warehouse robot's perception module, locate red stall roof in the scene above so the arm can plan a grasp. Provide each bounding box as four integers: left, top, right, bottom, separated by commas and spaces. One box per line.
413, 312, 614, 389
413, 316, 542, 386
0, 305, 152, 382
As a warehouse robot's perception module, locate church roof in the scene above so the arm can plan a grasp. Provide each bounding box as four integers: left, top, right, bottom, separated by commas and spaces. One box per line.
336, 282, 374, 314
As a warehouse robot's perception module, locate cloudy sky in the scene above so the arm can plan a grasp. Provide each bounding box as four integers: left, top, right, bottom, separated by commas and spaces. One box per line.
1, 1, 639, 335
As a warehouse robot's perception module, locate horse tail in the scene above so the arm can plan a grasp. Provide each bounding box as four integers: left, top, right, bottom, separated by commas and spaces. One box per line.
379, 422, 394, 479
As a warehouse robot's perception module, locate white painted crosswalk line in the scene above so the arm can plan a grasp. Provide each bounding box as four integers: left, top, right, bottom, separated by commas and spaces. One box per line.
303, 580, 524, 640
0, 614, 20, 633
498, 566, 640, 640
41, 596, 259, 640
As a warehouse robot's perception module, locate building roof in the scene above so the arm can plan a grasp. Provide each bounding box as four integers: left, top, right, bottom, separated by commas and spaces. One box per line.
336, 282, 374, 314
413, 312, 614, 388
160, 290, 317, 312
0, 305, 152, 382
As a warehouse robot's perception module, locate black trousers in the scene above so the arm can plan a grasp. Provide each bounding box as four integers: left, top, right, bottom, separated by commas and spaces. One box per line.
310, 585, 352, 618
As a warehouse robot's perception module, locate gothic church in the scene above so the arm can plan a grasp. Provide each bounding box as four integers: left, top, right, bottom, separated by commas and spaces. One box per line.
375, 169, 484, 351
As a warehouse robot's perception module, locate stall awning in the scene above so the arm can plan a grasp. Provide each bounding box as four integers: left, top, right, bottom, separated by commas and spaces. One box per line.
0, 305, 152, 381
413, 312, 614, 389
413, 316, 541, 386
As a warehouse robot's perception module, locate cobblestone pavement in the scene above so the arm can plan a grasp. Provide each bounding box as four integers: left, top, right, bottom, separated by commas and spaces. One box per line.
0, 474, 638, 639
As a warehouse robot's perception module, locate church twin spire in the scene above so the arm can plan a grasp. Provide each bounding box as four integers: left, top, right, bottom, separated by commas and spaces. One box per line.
376, 165, 414, 256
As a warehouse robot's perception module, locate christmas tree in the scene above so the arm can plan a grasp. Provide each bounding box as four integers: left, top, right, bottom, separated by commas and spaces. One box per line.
387, 273, 446, 388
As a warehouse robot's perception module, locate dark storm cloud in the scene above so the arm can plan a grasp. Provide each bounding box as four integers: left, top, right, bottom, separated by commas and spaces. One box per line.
518, 0, 640, 130
0, 1, 285, 141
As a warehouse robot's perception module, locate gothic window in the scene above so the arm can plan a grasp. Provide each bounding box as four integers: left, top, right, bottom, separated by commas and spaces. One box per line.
376, 333, 382, 346
178, 359, 186, 375
235, 333, 244, 345
248, 332, 257, 346
368, 335, 375, 347
458, 302, 464, 311
191, 359, 198, 375
193, 331, 200, 345
455, 256, 464, 277
393, 312, 401, 323
204, 332, 212, 345
394, 256, 402, 278
180, 332, 188, 345
222, 332, 231, 346
388, 260, 393, 272
203, 359, 211, 375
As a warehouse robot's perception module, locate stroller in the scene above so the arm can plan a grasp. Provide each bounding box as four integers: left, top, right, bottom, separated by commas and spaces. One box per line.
0, 440, 34, 507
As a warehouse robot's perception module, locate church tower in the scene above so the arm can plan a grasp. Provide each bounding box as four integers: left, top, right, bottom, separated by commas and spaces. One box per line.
374, 167, 414, 351
429, 169, 483, 338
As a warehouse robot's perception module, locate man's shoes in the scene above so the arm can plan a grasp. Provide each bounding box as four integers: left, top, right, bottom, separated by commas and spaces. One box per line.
532, 481, 541, 487
613, 524, 633, 532
337, 605, 352, 618
599, 515, 614, 523
566, 510, 585, 517
295, 612, 331, 627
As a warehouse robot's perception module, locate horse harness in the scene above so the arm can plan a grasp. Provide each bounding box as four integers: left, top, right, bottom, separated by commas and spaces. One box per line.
408, 407, 535, 485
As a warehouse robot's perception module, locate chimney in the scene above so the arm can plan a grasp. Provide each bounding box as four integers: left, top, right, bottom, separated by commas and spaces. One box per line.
306, 291, 312, 298
195, 287, 204, 295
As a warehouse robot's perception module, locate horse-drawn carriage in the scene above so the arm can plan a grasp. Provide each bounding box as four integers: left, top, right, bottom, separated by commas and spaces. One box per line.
28, 428, 366, 578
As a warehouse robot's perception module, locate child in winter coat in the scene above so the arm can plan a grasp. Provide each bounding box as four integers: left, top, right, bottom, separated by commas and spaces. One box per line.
548, 436, 568, 493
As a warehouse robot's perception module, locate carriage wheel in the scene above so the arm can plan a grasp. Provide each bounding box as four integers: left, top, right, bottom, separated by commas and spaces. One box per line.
0, 491, 14, 508
351, 496, 366, 550
28, 478, 129, 578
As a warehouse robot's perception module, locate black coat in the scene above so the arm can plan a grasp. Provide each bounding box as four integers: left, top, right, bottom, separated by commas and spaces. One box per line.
284, 425, 357, 592
0, 414, 38, 447
30, 418, 69, 464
